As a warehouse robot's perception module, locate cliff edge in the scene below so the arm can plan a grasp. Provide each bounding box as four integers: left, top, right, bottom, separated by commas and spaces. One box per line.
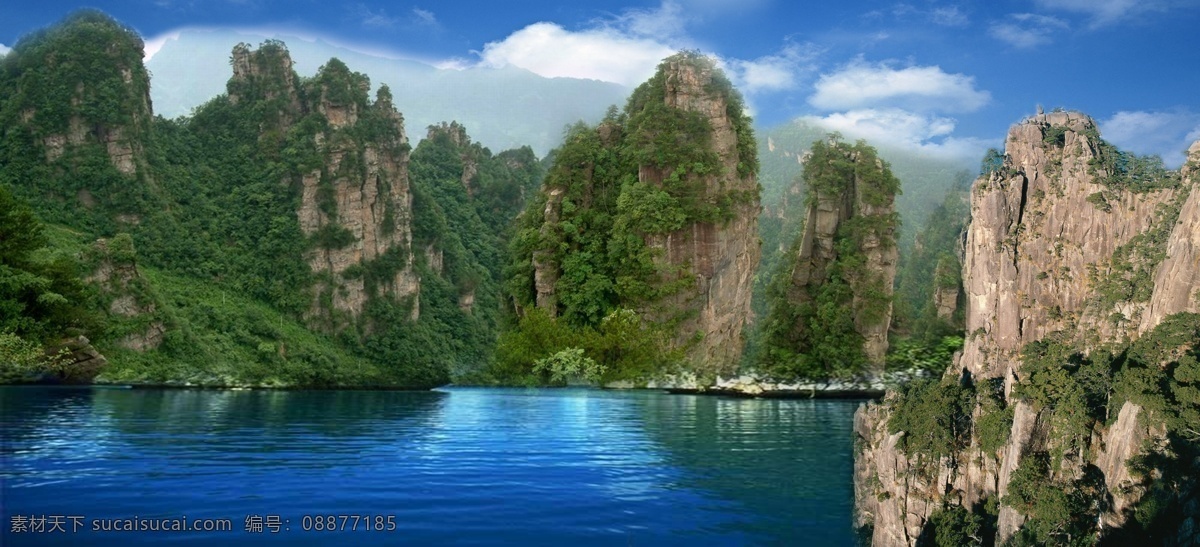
855, 112, 1200, 545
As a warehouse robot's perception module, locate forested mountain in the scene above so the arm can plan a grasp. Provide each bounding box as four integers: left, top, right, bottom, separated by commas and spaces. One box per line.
0, 11, 541, 387
493, 52, 761, 385
147, 28, 629, 156
755, 137, 901, 380
748, 121, 976, 364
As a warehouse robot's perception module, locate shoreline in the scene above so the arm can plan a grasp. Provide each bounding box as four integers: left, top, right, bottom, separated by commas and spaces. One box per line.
663, 386, 885, 399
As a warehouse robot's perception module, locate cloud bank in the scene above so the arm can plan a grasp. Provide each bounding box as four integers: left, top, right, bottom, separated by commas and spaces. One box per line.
989, 13, 1070, 48
476, 0, 814, 96
809, 60, 990, 113
1100, 110, 1200, 168
478, 22, 674, 86
803, 60, 993, 164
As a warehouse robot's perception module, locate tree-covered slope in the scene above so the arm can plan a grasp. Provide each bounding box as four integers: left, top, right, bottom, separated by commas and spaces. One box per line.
0, 11, 542, 388
494, 52, 761, 385
755, 137, 901, 380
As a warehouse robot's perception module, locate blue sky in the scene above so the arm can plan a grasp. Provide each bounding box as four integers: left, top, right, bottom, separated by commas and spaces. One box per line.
4, 0, 1200, 166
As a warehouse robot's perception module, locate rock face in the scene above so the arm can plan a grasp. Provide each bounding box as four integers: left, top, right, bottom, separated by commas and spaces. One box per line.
1141, 142, 1200, 331
513, 52, 760, 378
854, 112, 1200, 545
86, 236, 165, 352
47, 336, 109, 384
229, 44, 419, 325
764, 138, 900, 375
932, 258, 959, 322
958, 111, 1177, 384
641, 56, 760, 373
792, 143, 897, 369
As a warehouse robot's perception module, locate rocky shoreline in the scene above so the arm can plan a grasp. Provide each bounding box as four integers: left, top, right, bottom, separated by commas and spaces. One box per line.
608, 369, 933, 399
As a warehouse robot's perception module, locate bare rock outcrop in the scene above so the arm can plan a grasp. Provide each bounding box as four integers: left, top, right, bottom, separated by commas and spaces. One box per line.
855, 112, 1199, 545
229, 44, 420, 325
780, 139, 899, 372
1141, 140, 1200, 331
85, 236, 165, 352
959, 111, 1176, 383
47, 336, 109, 384
641, 56, 761, 375
10, 14, 155, 186
932, 257, 960, 322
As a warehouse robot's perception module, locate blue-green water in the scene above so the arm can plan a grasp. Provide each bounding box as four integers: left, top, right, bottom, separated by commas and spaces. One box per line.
1, 386, 859, 545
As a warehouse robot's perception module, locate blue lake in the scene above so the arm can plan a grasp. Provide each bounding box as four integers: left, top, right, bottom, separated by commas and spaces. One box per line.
1, 386, 860, 545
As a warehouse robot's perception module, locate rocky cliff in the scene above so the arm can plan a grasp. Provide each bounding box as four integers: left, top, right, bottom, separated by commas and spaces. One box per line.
636, 54, 761, 374
792, 139, 898, 370
1142, 140, 1200, 332
2, 11, 535, 388
504, 52, 760, 381
227, 43, 419, 326
756, 138, 900, 379
85, 234, 165, 352
855, 112, 1200, 545
957, 112, 1178, 384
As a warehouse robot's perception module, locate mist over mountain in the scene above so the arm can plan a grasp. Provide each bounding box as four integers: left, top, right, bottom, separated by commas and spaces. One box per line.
147, 29, 630, 156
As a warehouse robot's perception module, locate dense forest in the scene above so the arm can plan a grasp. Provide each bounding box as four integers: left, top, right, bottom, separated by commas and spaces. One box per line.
0, 11, 542, 388
493, 51, 760, 385
0, 11, 974, 389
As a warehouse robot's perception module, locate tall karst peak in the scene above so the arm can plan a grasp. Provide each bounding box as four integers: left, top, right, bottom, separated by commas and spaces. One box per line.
633, 52, 761, 374
854, 110, 1200, 545
756, 135, 900, 379
960, 109, 1182, 382
507, 51, 760, 381
0, 9, 157, 225
227, 40, 300, 113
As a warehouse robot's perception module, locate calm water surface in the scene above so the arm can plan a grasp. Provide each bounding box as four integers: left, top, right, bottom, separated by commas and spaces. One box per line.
1, 386, 859, 545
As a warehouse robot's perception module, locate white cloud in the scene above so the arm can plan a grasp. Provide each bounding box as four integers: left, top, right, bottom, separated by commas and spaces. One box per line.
1035, 0, 1143, 27
352, 4, 440, 30
931, 6, 970, 27
355, 4, 401, 29
1100, 110, 1200, 168
721, 42, 820, 94
989, 13, 1069, 48
478, 22, 675, 86
892, 4, 970, 26
476, 0, 820, 95
800, 108, 990, 162
608, 1, 689, 40
0, 43, 11, 57
808, 59, 990, 113
143, 32, 181, 61
412, 8, 437, 27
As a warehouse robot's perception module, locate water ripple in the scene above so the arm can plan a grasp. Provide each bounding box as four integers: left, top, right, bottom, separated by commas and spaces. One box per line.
1, 386, 859, 545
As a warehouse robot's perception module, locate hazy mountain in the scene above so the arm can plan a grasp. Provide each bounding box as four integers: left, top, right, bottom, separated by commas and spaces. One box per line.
147, 29, 630, 156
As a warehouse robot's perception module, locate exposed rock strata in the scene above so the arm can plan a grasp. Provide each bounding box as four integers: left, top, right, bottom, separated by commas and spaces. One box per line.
854, 112, 1200, 545
1141, 141, 1200, 331
522, 54, 760, 375
47, 336, 109, 384
86, 237, 165, 352
783, 142, 899, 371
959, 111, 1176, 383
642, 57, 760, 374
932, 258, 959, 322
229, 45, 419, 324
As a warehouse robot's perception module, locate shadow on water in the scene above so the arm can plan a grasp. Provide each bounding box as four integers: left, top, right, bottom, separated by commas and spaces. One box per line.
638, 393, 862, 545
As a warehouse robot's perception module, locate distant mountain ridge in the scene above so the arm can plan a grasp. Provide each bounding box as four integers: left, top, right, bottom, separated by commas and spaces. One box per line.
147, 29, 630, 156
